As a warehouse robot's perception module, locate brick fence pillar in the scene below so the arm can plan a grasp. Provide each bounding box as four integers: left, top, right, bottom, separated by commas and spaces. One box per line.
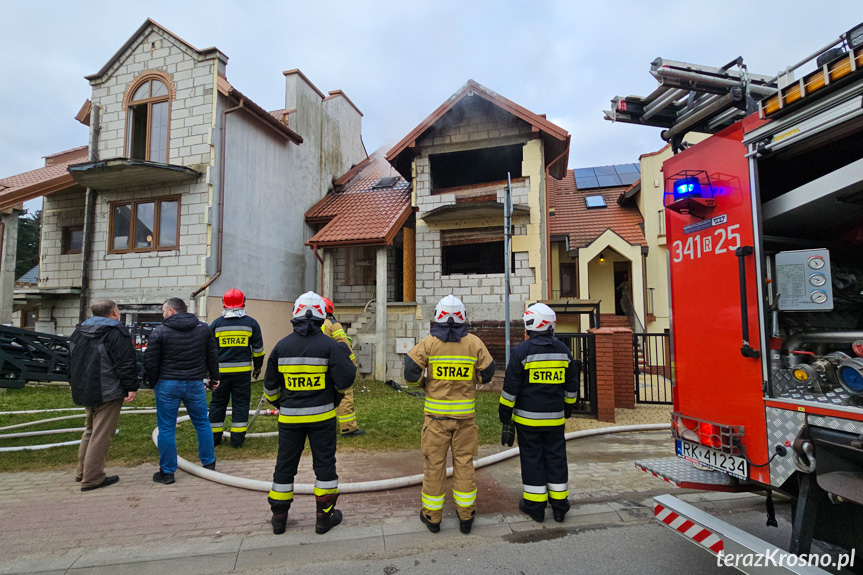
588, 328, 616, 422
611, 328, 635, 409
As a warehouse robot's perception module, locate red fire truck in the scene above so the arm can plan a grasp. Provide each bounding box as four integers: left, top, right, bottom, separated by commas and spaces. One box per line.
608, 21, 863, 569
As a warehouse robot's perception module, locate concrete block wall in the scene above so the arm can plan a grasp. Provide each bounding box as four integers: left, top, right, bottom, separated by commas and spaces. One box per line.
88, 25, 221, 172
332, 246, 397, 304
39, 189, 85, 288
417, 98, 532, 151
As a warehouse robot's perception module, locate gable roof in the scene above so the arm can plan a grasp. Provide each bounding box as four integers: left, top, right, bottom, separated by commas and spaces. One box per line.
549, 169, 646, 249
386, 80, 570, 180
305, 149, 411, 247
0, 147, 88, 211
86, 19, 227, 83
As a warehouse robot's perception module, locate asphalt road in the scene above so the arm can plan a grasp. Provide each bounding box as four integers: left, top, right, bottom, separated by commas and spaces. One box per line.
239, 501, 857, 575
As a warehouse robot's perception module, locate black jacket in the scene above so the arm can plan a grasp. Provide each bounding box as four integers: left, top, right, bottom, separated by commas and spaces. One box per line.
210, 312, 265, 374
499, 331, 581, 428
143, 313, 219, 385
69, 319, 139, 406
263, 317, 357, 425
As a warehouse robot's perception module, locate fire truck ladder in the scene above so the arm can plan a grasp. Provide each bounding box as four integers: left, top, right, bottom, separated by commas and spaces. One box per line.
604, 57, 777, 152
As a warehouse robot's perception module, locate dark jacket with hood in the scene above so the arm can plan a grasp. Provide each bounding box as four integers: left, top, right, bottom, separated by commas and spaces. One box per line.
143, 312, 219, 385
499, 330, 581, 428
70, 317, 140, 406
263, 315, 357, 425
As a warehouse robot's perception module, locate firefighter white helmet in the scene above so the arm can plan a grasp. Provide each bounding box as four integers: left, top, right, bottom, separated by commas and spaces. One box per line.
524, 303, 556, 332
434, 294, 466, 325
292, 291, 326, 320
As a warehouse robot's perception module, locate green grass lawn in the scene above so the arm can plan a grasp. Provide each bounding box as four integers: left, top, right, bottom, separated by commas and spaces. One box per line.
0, 380, 503, 472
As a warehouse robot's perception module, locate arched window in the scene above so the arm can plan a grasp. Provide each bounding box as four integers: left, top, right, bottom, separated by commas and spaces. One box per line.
125, 76, 170, 163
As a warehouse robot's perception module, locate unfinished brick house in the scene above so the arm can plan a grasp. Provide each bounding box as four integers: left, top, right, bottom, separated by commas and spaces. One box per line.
0, 19, 365, 347
307, 80, 570, 381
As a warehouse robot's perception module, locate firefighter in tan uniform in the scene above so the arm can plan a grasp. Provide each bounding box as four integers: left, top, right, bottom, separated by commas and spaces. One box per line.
321, 297, 364, 437
403, 295, 495, 534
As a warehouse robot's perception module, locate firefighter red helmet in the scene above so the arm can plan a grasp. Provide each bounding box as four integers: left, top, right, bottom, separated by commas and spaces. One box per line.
223, 288, 245, 309
322, 297, 334, 315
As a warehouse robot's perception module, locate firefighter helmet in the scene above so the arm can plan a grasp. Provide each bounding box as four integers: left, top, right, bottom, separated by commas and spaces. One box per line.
223, 288, 245, 309
524, 303, 556, 332
434, 294, 466, 325
292, 291, 326, 320
321, 297, 334, 315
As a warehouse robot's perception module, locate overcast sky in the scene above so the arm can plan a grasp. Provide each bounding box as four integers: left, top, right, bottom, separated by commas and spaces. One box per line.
2, 1, 862, 214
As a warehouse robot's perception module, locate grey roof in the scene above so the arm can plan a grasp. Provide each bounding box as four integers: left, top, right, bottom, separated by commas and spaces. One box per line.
17, 265, 38, 284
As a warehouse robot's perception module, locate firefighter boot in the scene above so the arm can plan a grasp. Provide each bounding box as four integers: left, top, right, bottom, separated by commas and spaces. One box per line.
459, 515, 475, 534
519, 499, 545, 523
212, 432, 223, 446
420, 511, 441, 533
271, 510, 289, 535
315, 509, 342, 535
230, 431, 245, 448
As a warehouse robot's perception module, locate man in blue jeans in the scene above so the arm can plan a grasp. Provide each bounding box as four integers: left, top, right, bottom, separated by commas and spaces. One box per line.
144, 297, 220, 484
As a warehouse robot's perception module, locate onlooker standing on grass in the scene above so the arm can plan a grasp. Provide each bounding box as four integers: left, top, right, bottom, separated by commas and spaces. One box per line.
144, 297, 220, 484
70, 299, 139, 492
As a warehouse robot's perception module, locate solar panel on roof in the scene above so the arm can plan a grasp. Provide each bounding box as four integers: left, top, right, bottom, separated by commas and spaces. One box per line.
615, 164, 640, 175
575, 175, 599, 189
597, 175, 622, 187
619, 173, 640, 186
573, 163, 639, 190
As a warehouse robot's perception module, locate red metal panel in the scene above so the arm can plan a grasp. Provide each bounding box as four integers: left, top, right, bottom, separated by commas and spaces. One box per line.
664, 122, 770, 484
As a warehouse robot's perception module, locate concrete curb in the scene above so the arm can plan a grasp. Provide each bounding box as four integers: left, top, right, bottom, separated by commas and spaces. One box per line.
4, 491, 765, 575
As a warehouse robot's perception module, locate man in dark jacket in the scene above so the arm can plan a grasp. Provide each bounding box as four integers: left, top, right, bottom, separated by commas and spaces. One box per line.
144, 297, 220, 484
265, 291, 357, 535
70, 299, 139, 492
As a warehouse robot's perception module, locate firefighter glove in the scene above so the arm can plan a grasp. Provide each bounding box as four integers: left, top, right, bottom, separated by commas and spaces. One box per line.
252, 368, 261, 380
564, 404, 573, 419
501, 422, 515, 447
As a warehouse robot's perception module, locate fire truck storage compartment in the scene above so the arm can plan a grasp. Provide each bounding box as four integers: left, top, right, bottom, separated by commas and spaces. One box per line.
753, 100, 863, 409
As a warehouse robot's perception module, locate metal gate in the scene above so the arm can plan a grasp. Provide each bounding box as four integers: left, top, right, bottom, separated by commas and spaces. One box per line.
633, 332, 673, 404
556, 333, 597, 415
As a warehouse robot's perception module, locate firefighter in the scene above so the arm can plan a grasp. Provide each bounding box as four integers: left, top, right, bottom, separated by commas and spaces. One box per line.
321, 297, 365, 437
208, 288, 265, 448
264, 291, 357, 535
403, 295, 495, 535
499, 302, 581, 523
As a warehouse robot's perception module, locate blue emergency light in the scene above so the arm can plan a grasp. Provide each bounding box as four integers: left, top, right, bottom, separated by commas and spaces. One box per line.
673, 177, 702, 200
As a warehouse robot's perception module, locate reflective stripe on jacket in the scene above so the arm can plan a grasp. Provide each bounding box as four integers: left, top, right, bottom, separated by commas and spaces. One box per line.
404, 332, 494, 419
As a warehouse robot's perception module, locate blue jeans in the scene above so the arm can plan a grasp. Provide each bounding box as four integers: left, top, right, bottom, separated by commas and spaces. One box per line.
154, 379, 215, 474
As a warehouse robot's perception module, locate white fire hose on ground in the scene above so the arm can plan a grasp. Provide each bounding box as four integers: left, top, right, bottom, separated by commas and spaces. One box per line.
2, 402, 669, 493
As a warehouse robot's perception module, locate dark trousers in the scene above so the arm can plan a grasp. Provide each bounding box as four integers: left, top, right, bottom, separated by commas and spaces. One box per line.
268, 421, 338, 514
516, 424, 570, 516
208, 372, 251, 445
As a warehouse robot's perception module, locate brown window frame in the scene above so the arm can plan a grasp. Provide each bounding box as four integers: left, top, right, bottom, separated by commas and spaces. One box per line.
62, 226, 84, 255
124, 75, 171, 163
108, 196, 181, 254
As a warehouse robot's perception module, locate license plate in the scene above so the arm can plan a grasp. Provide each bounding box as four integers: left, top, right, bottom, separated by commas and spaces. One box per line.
676, 440, 748, 480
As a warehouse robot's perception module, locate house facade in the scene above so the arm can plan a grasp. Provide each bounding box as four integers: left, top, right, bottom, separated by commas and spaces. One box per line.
307, 80, 569, 381
2, 20, 365, 347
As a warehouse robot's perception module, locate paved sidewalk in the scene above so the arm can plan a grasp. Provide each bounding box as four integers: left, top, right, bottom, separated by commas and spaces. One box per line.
1, 427, 724, 575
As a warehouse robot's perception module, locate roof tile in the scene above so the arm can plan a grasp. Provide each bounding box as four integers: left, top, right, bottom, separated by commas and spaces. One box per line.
549, 169, 646, 248
305, 149, 411, 246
